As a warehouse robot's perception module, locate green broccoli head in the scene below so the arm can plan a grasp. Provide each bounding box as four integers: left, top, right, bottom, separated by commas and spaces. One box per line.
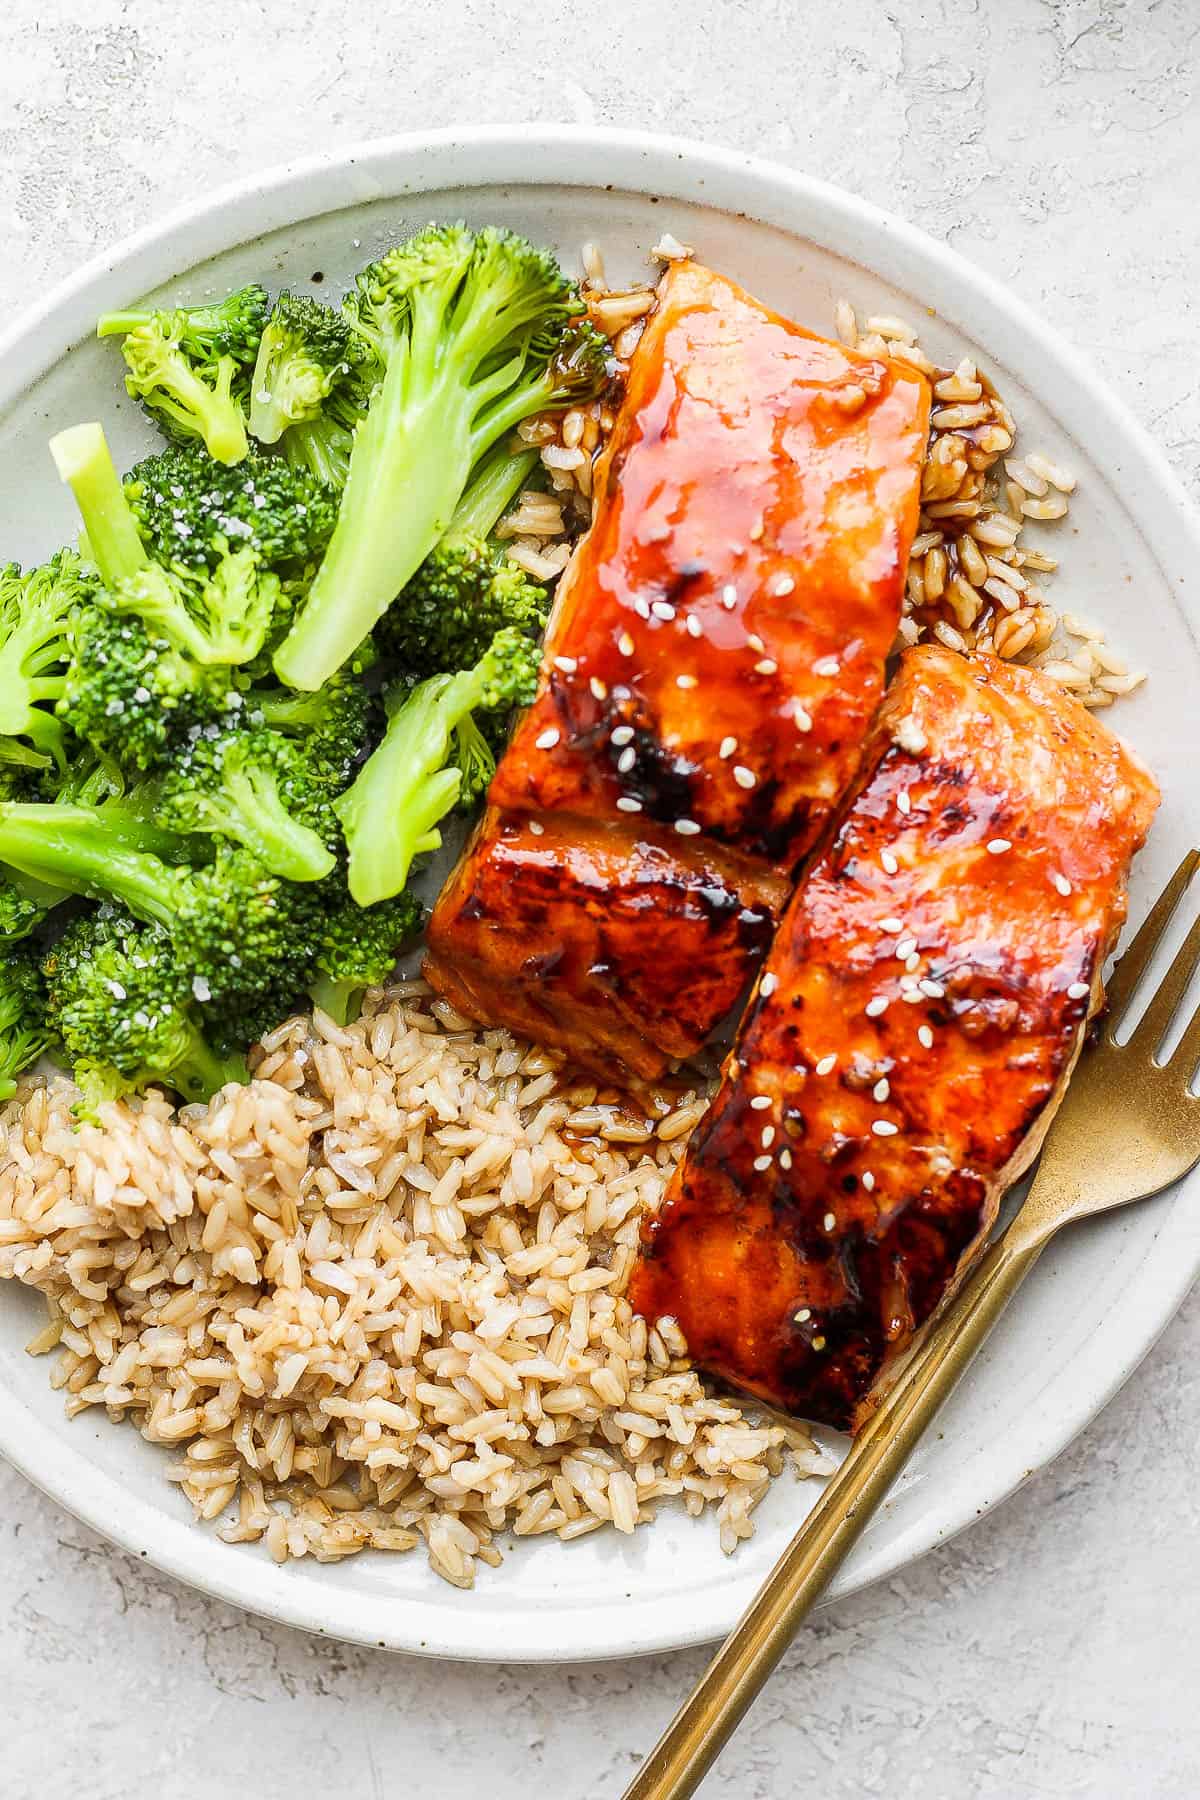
249, 292, 369, 445
308, 879, 423, 1025
42, 908, 246, 1112
126, 444, 341, 573
379, 540, 547, 681
58, 608, 236, 773
0, 940, 51, 1099
273, 225, 603, 692
97, 285, 268, 468
159, 724, 338, 883
0, 552, 94, 771
246, 662, 378, 788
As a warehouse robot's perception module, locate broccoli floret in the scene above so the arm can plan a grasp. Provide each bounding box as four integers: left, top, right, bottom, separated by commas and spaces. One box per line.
43, 910, 246, 1112
126, 444, 340, 573
377, 444, 547, 679
0, 552, 92, 770
0, 806, 314, 1018
0, 941, 51, 1101
272, 225, 609, 691
246, 663, 377, 787
283, 414, 356, 490
0, 867, 62, 945
159, 726, 337, 883
334, 626, 541, 904
51, 424, 281, 668
248, 293, 365, 445
97, 285, 267, 466
59, 608, 235, 774
307, 881, 423, 1025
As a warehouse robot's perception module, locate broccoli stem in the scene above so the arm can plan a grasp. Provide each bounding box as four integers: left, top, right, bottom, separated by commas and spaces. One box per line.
444, 444, 539, 546
49, 424, 149, 588
334, 667, 483, 905
162, 1030, 249, 1104
0, 804, 183, 924
307, 970, 361, 1028
208, 766, 336, 883
273, 352, 474, 691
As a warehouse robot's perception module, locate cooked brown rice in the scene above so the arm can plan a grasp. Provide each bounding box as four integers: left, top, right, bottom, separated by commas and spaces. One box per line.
0, 987, 831, 1585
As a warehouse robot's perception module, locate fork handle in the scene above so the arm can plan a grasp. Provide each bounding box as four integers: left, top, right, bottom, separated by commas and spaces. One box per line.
622, 1227, 1048, 1800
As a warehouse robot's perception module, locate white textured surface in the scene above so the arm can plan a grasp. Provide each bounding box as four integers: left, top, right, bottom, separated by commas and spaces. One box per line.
2, 2, 1198, 1794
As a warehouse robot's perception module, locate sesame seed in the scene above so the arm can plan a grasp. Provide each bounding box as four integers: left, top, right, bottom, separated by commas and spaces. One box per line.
1067, 981, 1090, 1000
815, 1053, 837, 1075
904, 952, 921, 973
616, 796, 642, 813
719, 736, 738, 759
813, 656, 840, 677
779, 1148, 792, 1170
823, 1212, 836, 1231
897, 790, 911, 815
918, 1024, 934, 1049
755, 659, 779, 676
535, 727, 560, 750
677, 673, 697, 689
732, 765, 757, 789
686, 615, 703, 638
880, 916, 904, 934
881, 850, 899, 875
1053, 872, 1073, 897
902, 988, 925, 1004
919, 979, 945, 999
634, 597, 651, 620
553, 655, 577, 673
617, 747, 636, 774
987, 838, 1012, 854
747, 632, 766, 653
721, 584, 738, 609
862, 1171, 876, 1192
761, 1126, 775, 1148
865, 996, 889, 1018
895, 937, 917, 960
749, 519, 764, 541
651, 600, 676, 621
812, 1335, 827, 1351
674, 818, 701, 836
873, 1078, 890, 1102
617, 632, 635, 657
753, 1154, 773, 1172
760, 972, 779, 998
529, 821, 545, 836
793, 704, 813, 732
749, 1095, 771, 1111
771, 573, 796, 596
872, 1119, 899, 1137
590, 677, 608, 701
611, 724, 634, 746
794, 1307, 811, 1324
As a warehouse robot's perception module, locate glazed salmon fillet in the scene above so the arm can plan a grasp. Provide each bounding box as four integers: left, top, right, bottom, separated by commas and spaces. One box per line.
425, 260, 930, 1079
629, 647, 1160, 1430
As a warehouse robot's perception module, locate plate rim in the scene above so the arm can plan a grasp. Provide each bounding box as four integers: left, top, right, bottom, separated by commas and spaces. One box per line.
1, 123, 1199, 1662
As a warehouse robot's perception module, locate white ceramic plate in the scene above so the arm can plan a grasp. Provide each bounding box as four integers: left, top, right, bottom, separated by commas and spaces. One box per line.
1, 127, 1198, 1664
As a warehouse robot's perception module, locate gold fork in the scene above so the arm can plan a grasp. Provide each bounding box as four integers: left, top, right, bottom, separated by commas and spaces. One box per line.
623, 848, 1200, 1800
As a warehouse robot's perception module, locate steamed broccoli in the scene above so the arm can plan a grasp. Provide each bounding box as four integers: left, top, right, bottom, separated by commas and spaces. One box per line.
0, 804, 312, 1016
247, 664, 377, 788
282, 413, 356, 490
97, 285, 267, 466
59, 609, 236, 774
51, 424, 280, 668
43, 909, 247, 1112
377, 443, 546, 679
0, 552, 92, 770
335, 626, 541, 905
0, 942, 51, 1101
159, 726, 338, 883
126, 443, 340, 573
272, 224, 609, 691
0, 866, 63, 945
248, 292, 367, 445
307, 882, 423, 1025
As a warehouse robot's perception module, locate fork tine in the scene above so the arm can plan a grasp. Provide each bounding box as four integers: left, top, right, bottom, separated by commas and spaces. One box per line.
1104, 849, 1200, 1030
1167, 993, 1200, 1087
1126, 905, 1200, 1058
